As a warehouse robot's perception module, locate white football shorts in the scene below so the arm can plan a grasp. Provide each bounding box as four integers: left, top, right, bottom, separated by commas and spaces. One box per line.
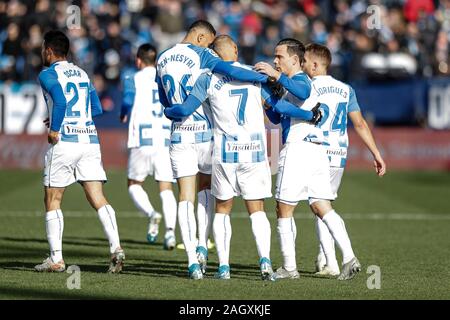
128, 146, 175, 183
309, 166, 344, 205
212, 159, 272, 201
169, 141, 212, 178
43, 141, 107, 188
275, 140, 335, 205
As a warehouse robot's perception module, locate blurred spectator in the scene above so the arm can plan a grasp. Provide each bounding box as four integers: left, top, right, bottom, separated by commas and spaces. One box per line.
0, 0, 448, 85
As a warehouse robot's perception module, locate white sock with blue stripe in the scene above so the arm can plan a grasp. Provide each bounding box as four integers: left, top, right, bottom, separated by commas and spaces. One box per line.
277, 217, 297, 272
197, 189, 213, 249
46, 209, 64, 263
177, 201, 198, 267
213, 213, 232, 267
250, 211, 271, 261
98, 205, 121, 254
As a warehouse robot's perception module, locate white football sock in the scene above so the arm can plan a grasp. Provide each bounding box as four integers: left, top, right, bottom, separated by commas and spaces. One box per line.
197, 189, 213, 249
97, 205, 121, 254
46, 209, 64, 263
277, 217, 297, 271
128, 184, 154, 218
322, 210, 355, 264
213, 213, 232, 266
250, 211, 271, 260
160, 189, 177, 231
177, 201, 198, 267
315, 215, 339, 270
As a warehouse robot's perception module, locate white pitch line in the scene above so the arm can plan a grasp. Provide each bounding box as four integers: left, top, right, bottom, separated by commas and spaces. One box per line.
0, 211, 450, 220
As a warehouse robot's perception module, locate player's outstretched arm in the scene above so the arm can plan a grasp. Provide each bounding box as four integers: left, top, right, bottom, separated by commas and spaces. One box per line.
264, 95, 314, 121
212, 61, 268, 83
349, 111, 386, 176
255, 62, 311, 100
164, 94, 203, 118
164, 73, 210, 119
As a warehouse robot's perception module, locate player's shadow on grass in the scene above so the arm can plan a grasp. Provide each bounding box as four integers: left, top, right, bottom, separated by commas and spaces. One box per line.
0, 286, 125, 299
0, 261, 40, 272
65, 236, 153, 249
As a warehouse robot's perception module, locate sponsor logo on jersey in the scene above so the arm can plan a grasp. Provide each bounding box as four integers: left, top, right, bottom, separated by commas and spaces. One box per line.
173, 121, 207, 133
326, 147, 347, 157
64, 125, 97, 135
226, 141, 263, 152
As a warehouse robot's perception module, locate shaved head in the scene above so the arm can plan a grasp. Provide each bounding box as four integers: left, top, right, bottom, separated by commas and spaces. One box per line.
210, 35, 238, 61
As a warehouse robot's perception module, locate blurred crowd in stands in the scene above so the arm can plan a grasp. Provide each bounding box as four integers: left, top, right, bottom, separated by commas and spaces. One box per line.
1, 0, 449, 90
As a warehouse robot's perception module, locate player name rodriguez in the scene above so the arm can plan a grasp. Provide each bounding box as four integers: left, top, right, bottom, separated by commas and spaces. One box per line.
179, 304, 271, 317
64, 125, 97, 135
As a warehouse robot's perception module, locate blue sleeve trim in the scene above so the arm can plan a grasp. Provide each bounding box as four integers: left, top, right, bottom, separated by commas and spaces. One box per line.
49, 83, 67, 132
213, 61, 268, 83
348, 86, 361, 112
189, 45, 221, 70
121, 74, 136, 117
265, 95, 313, 120
190, 73, 211, 103
156, 74, 171, 109
164, 95, 202, 118
90, 88, 103, 117
279, 73, 311, 100
265, 107, 281, 125
261, 84, 273, 101
38, 68, 59, 93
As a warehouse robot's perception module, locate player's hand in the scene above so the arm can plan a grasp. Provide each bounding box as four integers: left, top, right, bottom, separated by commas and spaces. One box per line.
43, 117, 50, 128
120, 114, 128, 123
373, 154, 386, 177
267, 76, 285, 99
310, 103, 323, 126
254, 62, 281, 80
47, 130, 59, 145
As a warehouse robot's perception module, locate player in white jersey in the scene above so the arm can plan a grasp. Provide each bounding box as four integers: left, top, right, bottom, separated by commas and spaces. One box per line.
35, 30, 125, 273
301, 43, 386, 276
256, 38, 361, 281
120, 44, 177, 250
156, 20, 270, 279
165, 35, 315, 281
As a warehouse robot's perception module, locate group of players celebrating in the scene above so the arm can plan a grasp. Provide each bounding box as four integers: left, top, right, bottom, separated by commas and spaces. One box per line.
35, 19, 386, 282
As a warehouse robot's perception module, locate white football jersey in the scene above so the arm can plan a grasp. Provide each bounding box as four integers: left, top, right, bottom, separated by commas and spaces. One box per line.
307, 75, 361, 168
39, 61, 100, 144
125, 66, 171, 149
156, 43, 221, 144
280, 72, 324, 145
191, 63, 267, 163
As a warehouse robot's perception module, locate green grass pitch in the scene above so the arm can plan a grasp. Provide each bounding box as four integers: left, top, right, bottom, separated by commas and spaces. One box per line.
1, 169, 450, 299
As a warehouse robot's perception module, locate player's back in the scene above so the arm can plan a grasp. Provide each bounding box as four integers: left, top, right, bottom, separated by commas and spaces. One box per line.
39, 61, 99, 144
156, 43, 219, 144
310, 75, 357, 167
206, 63, 266, 163
127, 66, 171, 149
